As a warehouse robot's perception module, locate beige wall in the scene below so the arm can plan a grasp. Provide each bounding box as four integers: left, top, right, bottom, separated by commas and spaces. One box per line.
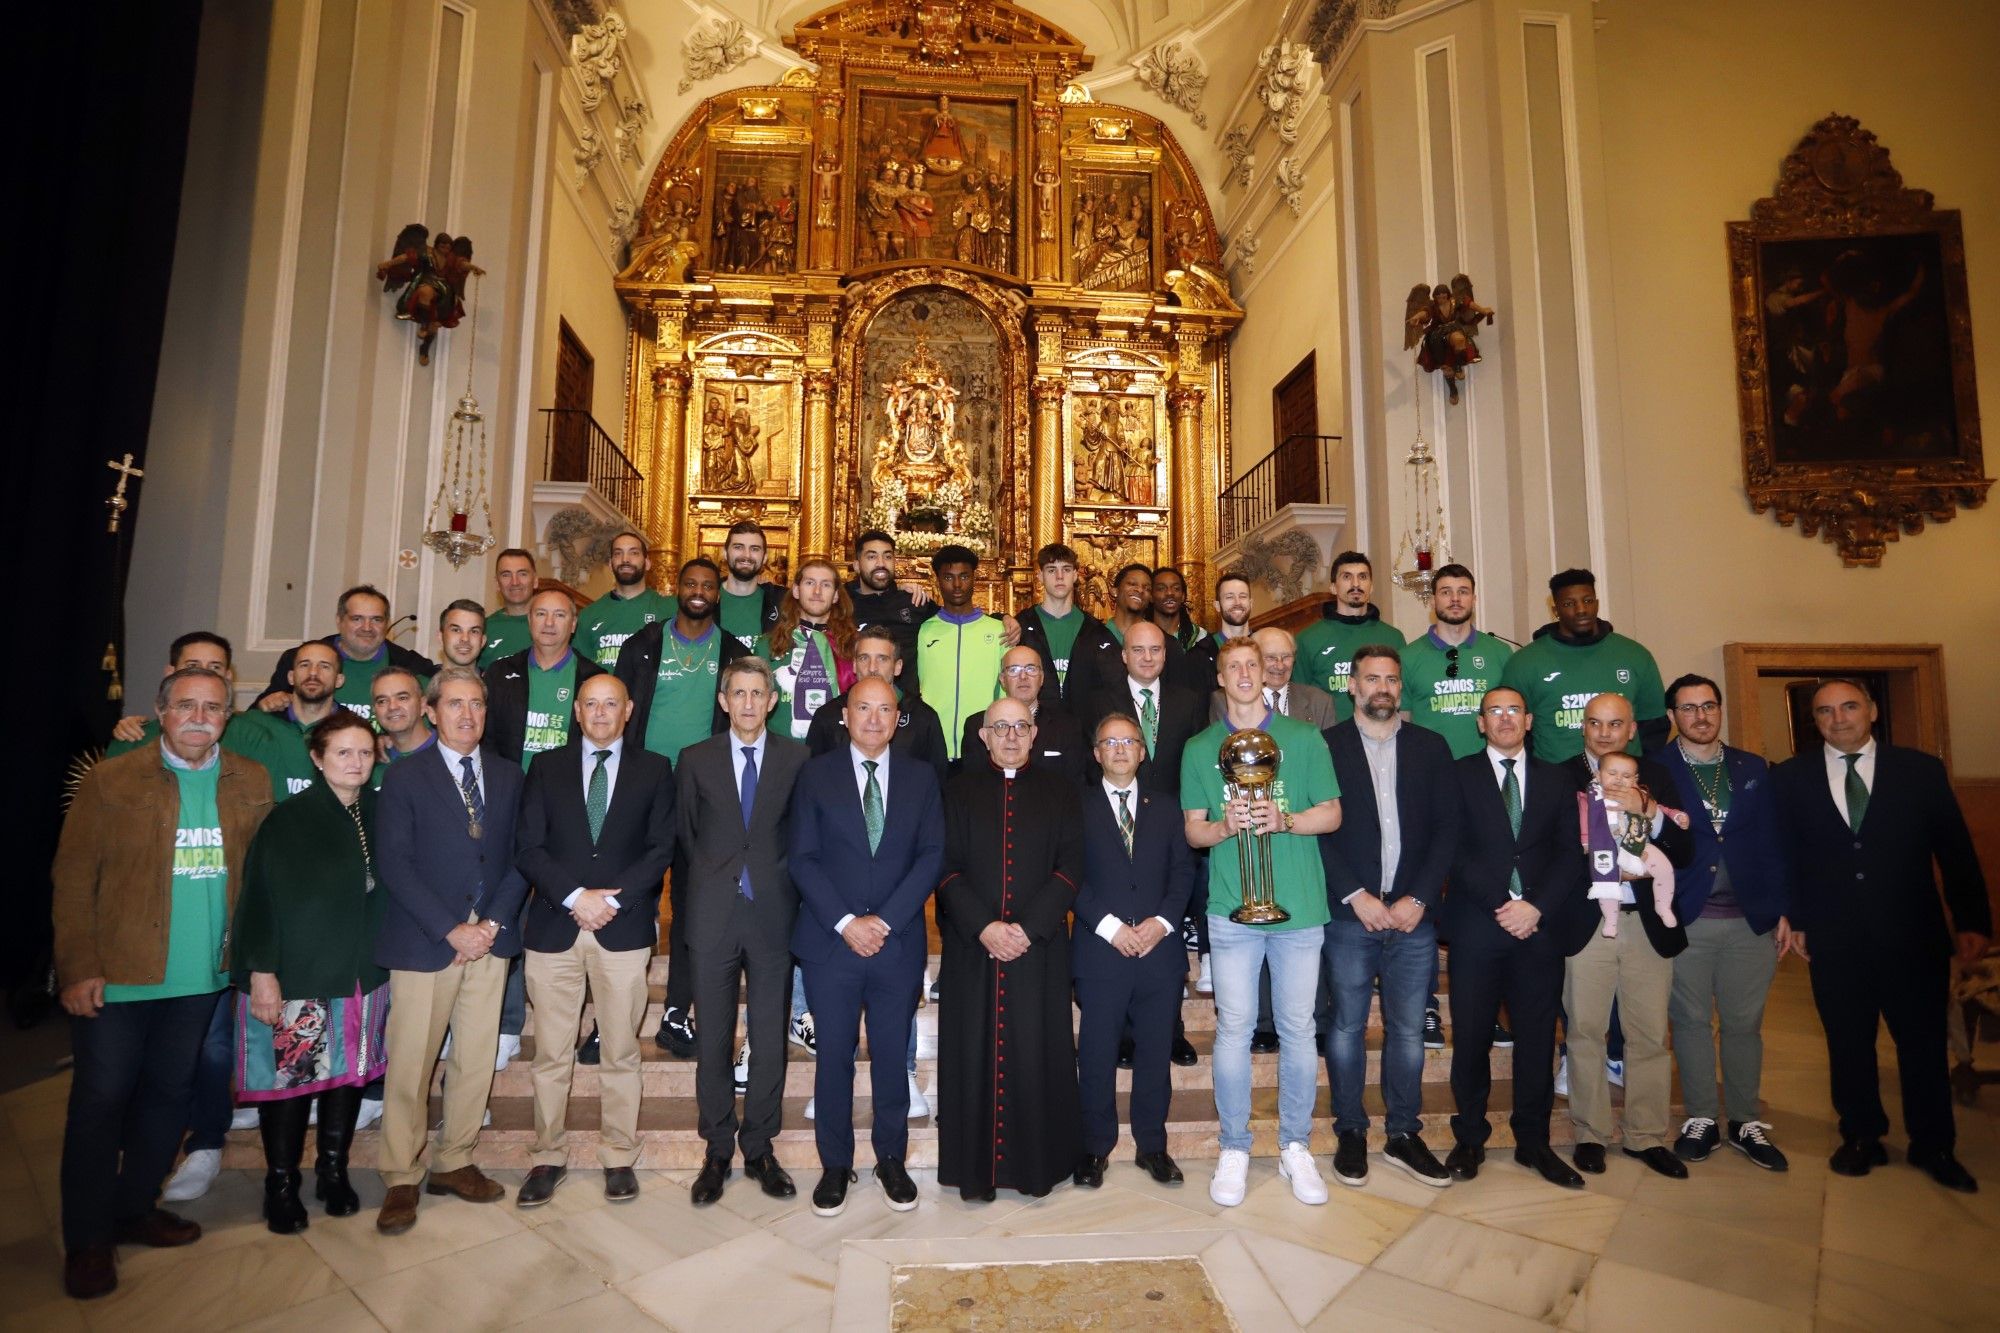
541, 184, 633, 434
1596, 0, 2000, 775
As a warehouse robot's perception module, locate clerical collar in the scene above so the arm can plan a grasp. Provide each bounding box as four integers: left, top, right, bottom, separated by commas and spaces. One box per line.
996, 766, 1020, 779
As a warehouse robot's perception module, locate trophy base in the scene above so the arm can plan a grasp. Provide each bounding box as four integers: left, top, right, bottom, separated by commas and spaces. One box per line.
1229, 903, 1292, 926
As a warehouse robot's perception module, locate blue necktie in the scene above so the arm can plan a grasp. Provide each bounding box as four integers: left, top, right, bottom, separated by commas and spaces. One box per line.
459, 755, 486, 829
738, 745, 758, 899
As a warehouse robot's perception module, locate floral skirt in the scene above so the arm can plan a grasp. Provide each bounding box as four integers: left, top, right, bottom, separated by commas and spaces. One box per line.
236, 982, 390, 1102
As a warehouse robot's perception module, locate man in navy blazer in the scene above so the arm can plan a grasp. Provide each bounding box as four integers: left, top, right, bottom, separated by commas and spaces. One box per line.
1071, 713, 1197, 1190
788, 677, 945, 1218
1771, 678, 1989, 1192
372, 666, 529, 1233
1652, 674, 1796, 1171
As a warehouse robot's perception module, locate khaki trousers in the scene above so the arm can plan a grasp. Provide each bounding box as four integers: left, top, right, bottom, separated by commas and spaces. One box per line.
1563, 922, 1674, 1149
377, 952, 507, 1187
525, 933, 651, 1168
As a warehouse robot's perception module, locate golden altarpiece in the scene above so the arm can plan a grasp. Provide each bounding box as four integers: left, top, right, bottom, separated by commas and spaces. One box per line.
613, 0, 1241, 610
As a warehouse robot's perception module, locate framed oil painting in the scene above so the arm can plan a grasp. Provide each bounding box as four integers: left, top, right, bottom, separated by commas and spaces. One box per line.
849, 88, 1022, 274
1728, 115, 1988, 565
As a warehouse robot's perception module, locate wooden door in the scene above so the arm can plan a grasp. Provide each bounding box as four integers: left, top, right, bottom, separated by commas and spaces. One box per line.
551, 320, 594, 482
1272, 352, 1319, 506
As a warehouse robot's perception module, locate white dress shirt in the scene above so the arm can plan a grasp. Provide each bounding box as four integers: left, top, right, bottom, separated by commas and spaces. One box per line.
836, 744, 894, 935
1127, 674, 1164, 714
563, 737, 625, 910
730, 729, 768, 792
1824, 737, 1877, 825
1485, 744, 1528, 804
438, 737, 484, 790
1093, 778, 1177, 942
1264, 684, 1290, 715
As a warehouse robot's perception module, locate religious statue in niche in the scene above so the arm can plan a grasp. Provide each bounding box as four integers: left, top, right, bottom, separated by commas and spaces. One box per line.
869, 339, 975, 502
375, 224, 484, 365
709, 151, 803, 276
697, 381, 789, 495
1071, 393, 1160, 505
1072, 172, 1153, 292
1404, 274, 1496, 404
852, 91, 1018, 272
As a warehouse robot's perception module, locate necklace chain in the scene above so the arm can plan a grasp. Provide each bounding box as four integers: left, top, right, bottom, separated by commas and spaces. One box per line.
1677, 740, 1727, 820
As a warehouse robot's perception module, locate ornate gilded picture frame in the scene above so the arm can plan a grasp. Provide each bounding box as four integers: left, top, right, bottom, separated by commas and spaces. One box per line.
1728, 114, 1988, 565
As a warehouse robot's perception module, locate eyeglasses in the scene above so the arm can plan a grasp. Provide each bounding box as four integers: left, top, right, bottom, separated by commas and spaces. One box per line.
1001, 664, 1042, 677
1445, 647, 1460, 679
1481, 704, 1524, 717
1673, 701, 1720, 715
1096, 737, 1143, 753
984, 720, 1034, 738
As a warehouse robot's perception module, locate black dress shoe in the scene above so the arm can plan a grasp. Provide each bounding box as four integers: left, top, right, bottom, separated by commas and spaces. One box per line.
1171, 1034, 1199, 1067
1249, 1030, 1279, 1054
1829, 1138, 1890, 1177
875, 1156, 918, 1211
114, 1208, 202, 1247
1117, 1038, 1135, 1069
1073, 1154, 1107, 1188
1910, 1149, 1980, 1194
64, 1244, 117, 1300
656, 1006, 696, 1058
516, 1164, 567, 1208
690, 1156, 731, 1206
1135, 1151, 1184, 1184
1572, 1142, 1607, 1174
960, 1184, 998, 1202
604, 1166, 639, 1201
575, 1026, 601, 1066
812, 1168, 855, 1216
744, 1154, 796, 1199
1625, 1146, 1689, 1179
1445, 1142, 1484, 1181
1516, 1145, 1585, 1190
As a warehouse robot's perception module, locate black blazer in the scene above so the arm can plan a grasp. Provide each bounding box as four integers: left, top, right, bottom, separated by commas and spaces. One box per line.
514, 739, 675, 953
1442, 750, 1588, 954
675, 731, 809, 954
1082, 680, 1206, 796
1070, 780, 1196, 982
1015, 605, 1122, 711
805, 688, 951, 791
960, 701, 1090, 788
1771, 743, 1989, 958
611, 620, 752, 752
254, 635, 439, 707
787, 747, 946, 969
1651, 743, 1793, 933
1319, 721, 1457, 916
1555, 754, 1694, 958
482, 649, 605, 764
374, 743, 528, 971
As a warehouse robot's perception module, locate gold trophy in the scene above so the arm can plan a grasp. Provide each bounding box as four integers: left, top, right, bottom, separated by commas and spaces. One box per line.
1219, 729, 1290, 925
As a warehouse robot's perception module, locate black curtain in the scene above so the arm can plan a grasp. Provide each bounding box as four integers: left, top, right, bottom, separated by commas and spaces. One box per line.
14, 4, 207, 1010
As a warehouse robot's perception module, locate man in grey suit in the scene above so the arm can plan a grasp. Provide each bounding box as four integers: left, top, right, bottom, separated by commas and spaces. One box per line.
680, 657, 810, 1205
1207, 627, 1339, 729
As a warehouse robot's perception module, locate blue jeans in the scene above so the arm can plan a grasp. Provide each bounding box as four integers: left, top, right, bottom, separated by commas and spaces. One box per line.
182, 988, 237, 1152
1326, 917, 1435, 1135
792, 964, 809, 1025
1210, 916, 1321, 1152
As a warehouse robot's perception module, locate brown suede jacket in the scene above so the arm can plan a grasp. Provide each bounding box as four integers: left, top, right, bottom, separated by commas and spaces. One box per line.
52, 744, 273, 986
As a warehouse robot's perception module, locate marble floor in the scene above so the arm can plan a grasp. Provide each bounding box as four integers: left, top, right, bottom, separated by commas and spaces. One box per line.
6, 960, 2000, 1331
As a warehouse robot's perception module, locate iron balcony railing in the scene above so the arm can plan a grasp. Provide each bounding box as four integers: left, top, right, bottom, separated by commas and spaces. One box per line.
1218, 433, 1341, 545
541, 408, 643, 521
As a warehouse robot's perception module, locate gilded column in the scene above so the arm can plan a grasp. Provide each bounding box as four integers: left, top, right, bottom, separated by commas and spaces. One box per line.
809, 87, 847, 272
1030, 376, 1067, 554
1030, 102, 1062, 284
649, 363, 691, 579
802, 370, 838, 558
1167, 381, 1207, 580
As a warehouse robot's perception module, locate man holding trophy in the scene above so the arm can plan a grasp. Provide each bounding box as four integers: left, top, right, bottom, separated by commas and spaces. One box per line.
1184, 640, 1343, 1209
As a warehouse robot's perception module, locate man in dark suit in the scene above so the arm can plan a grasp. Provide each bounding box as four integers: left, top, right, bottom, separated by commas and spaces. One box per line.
788, 676, 946, 1217
1442, 686, 1588, 1189
1072, 713, 1196, 1190
960, 646, 1090, 787
1558, 692, 1695, 1181
679, 658, 809, 1206
807, 626, 950, 791
483, 588, 604, 766
1772, 678, 1990, 1192
373, 666, 529, 1234
1320, 646, 1456, 1189
512, 674, 674, 1209
1653, 674, 1797, 1170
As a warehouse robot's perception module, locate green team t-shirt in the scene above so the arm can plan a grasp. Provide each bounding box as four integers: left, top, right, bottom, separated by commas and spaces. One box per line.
1401, 629, 1516, 759
479, 610, 531, 669
760, 628, 839, 742
106, 759, 229, 1002
644, 625, 721, 764
1292, 614, 1409, 724
720, 589, 771, 649
579, 589, 676, 670
1182, 712, 1341, 930
226, 708, 320, 801
332, 646, 393, 720
522, 652, 580, 767
916, 611, 1008, 761
1500, 629, 1666, 764
1039, 607, 1084, 687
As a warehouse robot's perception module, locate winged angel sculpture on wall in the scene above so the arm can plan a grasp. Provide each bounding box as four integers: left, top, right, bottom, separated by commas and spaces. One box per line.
1405, 274, 1496, 404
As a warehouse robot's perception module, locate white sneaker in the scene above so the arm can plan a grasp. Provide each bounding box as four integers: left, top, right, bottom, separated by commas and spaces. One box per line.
230, 1107, 260, 1131
356, 1098, 384, 1130
441, 1031, 453, 1061
1278, 1142, 1329, 1205
804, 1097, 816, 1120
160, 1148, 222, 1202
1554, 1054, 1570, 1099
789, 1011, 817, 1054
1196, 955, 1214, 995
734, 1042, 751, 1092
906, 1072, 930, 1119
495, 1034, 522, 1072
1605, 1058, 1625, 1088
1210, 1148, 1249, 1206
308, 1100, 318, 1126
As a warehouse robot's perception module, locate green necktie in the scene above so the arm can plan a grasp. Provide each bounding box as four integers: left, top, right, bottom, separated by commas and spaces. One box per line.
1116, 787, 1135, 855
1843, 752, 1869, 833
586, 750, 611, 842
1500, 756, 1525, 900
863, 758, 885, 853
1139, 687, 1158, 756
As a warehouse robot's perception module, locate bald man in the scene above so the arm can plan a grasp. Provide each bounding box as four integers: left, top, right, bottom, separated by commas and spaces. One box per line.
960, 645, 1089, 786
513, 674, 676, 1207
483, 589, 604, 768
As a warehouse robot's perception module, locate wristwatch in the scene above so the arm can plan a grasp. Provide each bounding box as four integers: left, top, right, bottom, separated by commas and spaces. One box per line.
1282, 810, 1295, 833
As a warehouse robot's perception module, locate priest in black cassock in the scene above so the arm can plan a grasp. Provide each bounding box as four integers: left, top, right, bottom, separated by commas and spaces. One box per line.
936, 697, 1086, 1201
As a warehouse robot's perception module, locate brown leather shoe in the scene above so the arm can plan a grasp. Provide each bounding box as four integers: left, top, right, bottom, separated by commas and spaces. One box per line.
425, 1165, 506, 1203
376, 1184, 421, 1234
113, 1208, 201, 1248
64, 1243, 117, 1299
